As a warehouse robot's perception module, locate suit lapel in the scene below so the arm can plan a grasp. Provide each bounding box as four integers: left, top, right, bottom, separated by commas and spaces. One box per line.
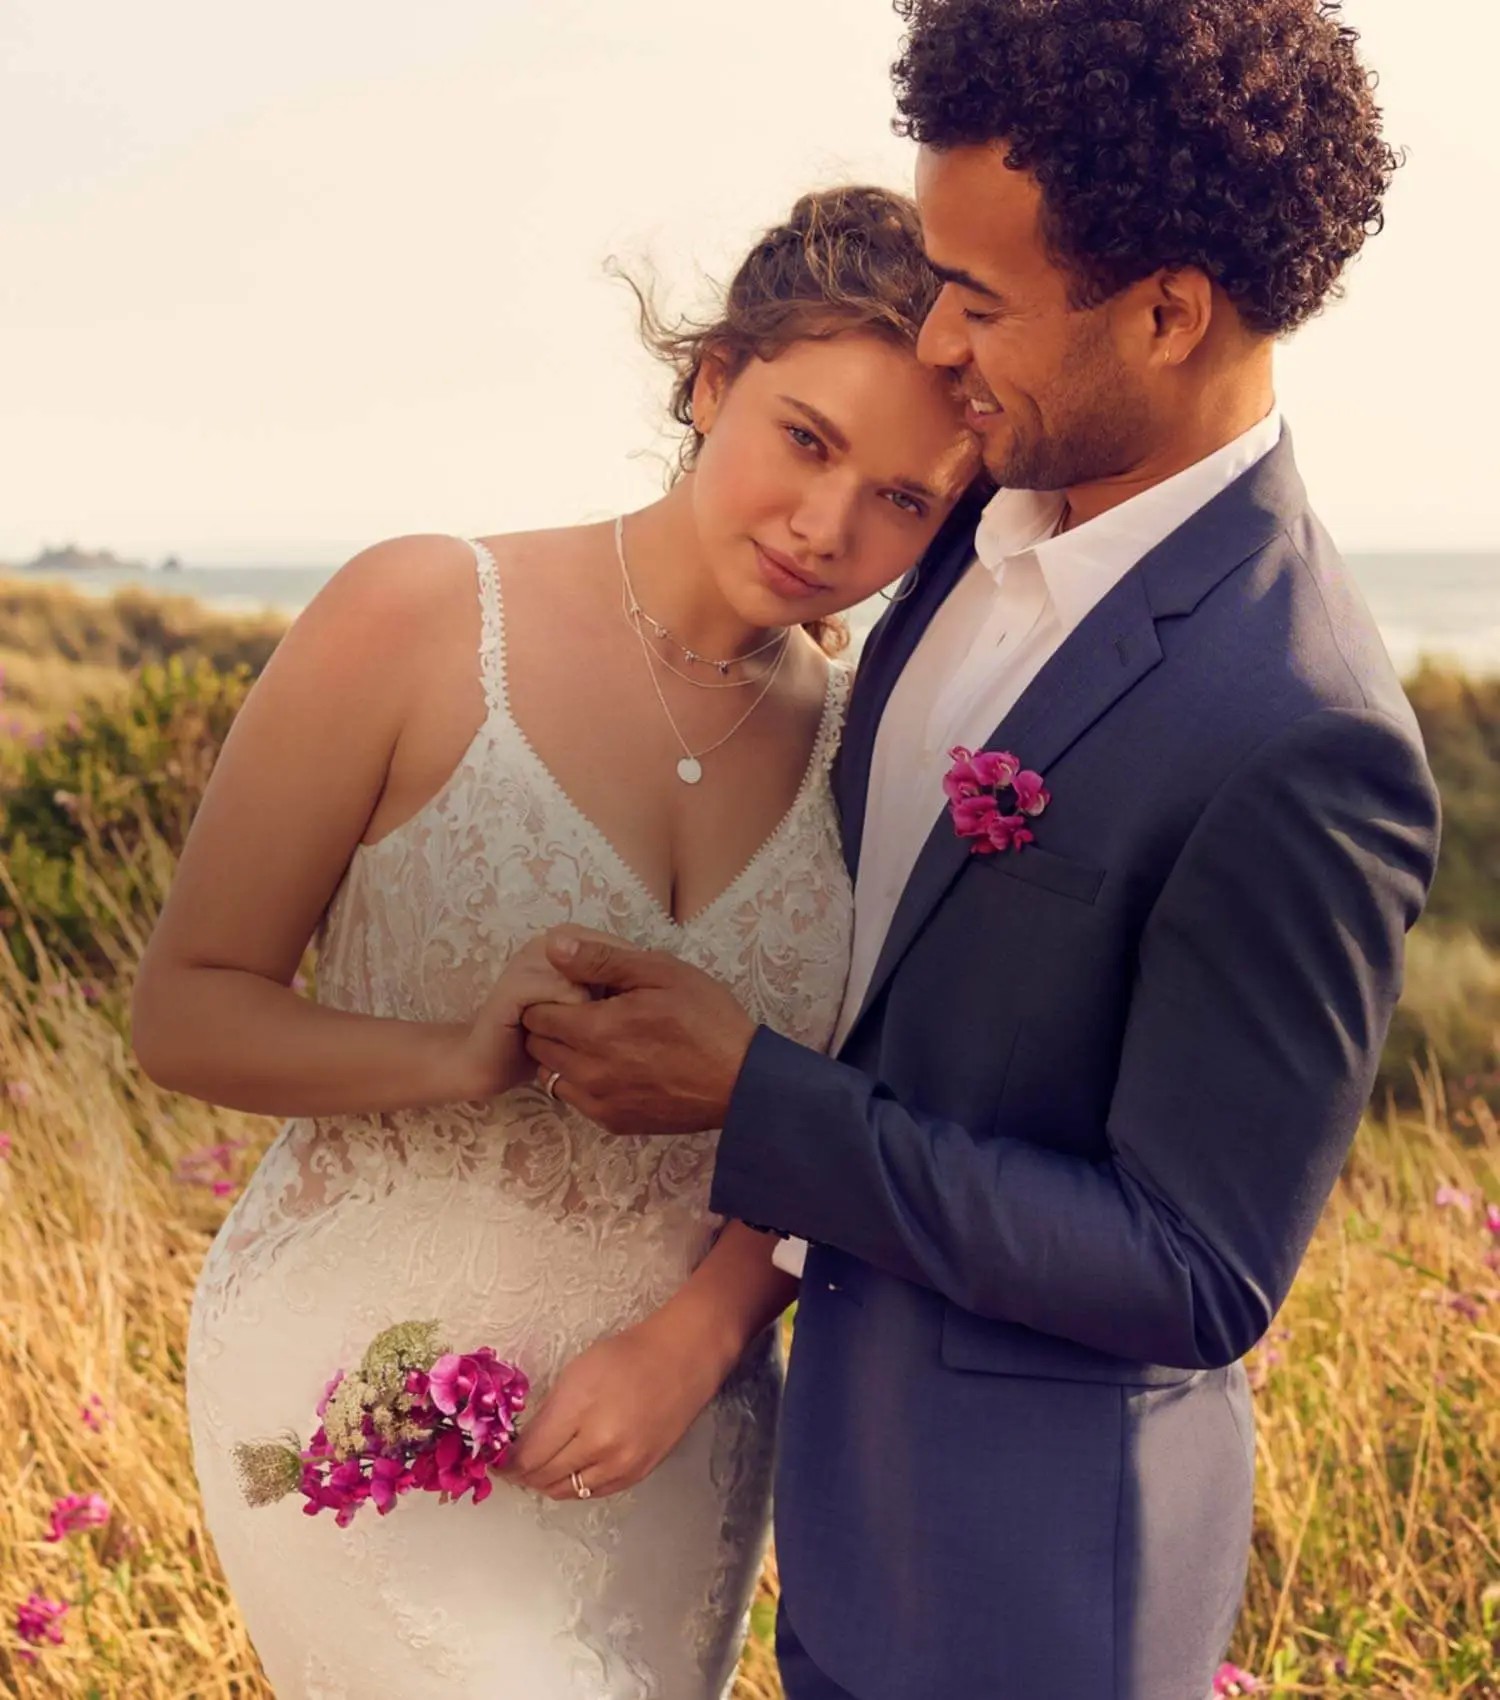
841, 567, 1163, 1045
837, 489, 989, 879
837, 430, 1307, 1050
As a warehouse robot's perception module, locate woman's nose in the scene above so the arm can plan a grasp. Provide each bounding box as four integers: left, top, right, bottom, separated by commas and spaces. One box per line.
792, 480, 859, 559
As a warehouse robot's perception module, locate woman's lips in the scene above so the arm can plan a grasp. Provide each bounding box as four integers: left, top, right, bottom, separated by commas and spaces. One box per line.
754, 543, 827, 600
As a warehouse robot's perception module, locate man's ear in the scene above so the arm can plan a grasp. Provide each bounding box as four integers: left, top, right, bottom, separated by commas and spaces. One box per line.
690, 344, 734, 434
1143, 267, 1215, 368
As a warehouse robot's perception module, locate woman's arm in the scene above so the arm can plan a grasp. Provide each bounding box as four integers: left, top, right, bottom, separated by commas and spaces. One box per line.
130, 534, 560, 1116
649, 1219, 799, 1383
508, 1221, 797, 1500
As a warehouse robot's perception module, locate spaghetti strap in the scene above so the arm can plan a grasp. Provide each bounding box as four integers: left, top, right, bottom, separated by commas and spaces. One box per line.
466, 538, 506, 720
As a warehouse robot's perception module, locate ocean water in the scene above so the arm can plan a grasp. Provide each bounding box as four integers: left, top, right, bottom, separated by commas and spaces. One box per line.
8, 550, 1497, 677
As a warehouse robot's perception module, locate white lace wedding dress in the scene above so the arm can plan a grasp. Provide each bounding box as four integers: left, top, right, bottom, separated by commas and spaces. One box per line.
185, 538, 854, 1699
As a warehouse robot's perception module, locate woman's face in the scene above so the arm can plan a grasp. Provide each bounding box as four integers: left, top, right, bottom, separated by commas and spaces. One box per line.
689, 331, 979, 627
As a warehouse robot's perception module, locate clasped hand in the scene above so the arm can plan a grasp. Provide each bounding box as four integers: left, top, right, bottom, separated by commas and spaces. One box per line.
519, 925, 757, 1136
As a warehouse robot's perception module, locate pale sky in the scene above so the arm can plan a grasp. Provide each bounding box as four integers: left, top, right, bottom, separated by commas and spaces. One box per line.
2, 0, 1497, 565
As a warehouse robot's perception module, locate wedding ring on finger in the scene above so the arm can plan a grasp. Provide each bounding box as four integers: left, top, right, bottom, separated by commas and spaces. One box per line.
541, 1068, 563, 1102
570, 1470, 592, 1500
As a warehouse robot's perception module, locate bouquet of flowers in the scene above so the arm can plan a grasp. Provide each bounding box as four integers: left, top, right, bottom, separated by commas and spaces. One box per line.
231, 1320, 528, 1527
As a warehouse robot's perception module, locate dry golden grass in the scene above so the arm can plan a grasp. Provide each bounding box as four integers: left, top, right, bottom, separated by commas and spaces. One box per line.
4, 948, 1498, 1696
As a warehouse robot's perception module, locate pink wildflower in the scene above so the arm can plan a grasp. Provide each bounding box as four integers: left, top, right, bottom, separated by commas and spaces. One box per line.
80, 1394, 110, 1432
175, 1139, 247, 1192
1212, 1663, 1260, 1696
1485, 1203, 1500, 1238
4, 1079, 34, 1106
1435, 1184, 1474, 1214
44, 1491, 110, 1542
15, 1592, 69, 1658
1448, 1292, 1484, 1324
0, 1132, 11, 1159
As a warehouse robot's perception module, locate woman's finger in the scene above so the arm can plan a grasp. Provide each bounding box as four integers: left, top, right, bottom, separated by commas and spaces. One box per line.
528, 1431, 610, 1498
506, 1399, 580, 1483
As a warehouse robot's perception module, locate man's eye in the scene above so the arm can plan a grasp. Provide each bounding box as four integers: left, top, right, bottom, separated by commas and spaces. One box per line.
962, 308, 998, 325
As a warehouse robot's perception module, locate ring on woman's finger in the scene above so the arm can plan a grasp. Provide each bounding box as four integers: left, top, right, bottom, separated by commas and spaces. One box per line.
541, 1068, 563, 1102
570, 1469, 592, 1500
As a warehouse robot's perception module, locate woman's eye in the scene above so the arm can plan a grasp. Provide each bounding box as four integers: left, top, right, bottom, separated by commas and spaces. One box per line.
785, 424, 821, 451
886, 491, 926, 517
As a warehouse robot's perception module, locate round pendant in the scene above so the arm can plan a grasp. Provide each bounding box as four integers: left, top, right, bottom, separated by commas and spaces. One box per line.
677, 757, 703, 785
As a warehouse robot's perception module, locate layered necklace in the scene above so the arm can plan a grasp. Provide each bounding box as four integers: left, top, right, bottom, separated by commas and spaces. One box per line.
614, 517, 791, 785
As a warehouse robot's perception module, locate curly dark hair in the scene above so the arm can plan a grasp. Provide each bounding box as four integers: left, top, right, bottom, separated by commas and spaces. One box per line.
891, 0, 1401, 336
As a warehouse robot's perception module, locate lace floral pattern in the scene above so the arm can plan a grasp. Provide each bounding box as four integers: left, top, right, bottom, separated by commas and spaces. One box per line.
185, 540, 853, 1698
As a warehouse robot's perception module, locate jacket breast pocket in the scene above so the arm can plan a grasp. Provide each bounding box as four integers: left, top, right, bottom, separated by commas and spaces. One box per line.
971, 844, 1106, 905
939, 1302, 1198, 1388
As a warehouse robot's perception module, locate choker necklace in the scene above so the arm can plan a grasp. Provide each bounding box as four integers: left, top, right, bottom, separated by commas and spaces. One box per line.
614, 517, 790, 783
614, 517, 786, 676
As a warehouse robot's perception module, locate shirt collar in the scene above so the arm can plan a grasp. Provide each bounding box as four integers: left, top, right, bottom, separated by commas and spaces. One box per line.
974, 408, 1284, 635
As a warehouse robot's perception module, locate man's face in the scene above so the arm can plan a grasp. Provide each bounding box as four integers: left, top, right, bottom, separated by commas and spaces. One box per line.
915, 144, 1152, 493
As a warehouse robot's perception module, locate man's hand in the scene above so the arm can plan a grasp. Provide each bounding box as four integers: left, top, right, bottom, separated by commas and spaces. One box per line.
521, 926, 757, 1135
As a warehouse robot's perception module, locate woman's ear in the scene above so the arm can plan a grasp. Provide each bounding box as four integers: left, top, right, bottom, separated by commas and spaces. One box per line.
690, 345, 733, 434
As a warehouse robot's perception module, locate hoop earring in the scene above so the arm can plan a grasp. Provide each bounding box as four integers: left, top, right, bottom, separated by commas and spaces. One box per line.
878, 569, 919, 604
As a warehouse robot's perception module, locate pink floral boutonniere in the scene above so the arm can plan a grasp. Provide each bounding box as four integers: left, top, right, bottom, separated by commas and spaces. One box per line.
944, 746, 1050, 855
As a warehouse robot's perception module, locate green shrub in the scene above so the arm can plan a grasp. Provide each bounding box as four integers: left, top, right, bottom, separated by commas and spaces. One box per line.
0, 655, 253, 980
1407, 663, 1500, 947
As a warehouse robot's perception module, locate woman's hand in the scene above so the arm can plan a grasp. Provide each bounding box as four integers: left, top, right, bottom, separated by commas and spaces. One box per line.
503, 1310, 732, 1501
452, 935, 595, 1099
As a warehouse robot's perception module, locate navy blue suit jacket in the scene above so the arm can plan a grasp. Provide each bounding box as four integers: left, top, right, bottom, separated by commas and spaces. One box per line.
709, 434, 1440, 1700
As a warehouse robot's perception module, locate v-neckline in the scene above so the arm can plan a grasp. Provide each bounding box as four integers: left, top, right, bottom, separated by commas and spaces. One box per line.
487, 546, 843, 933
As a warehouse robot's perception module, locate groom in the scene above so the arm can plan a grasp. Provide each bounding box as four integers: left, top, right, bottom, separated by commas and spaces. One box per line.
525, 2, 1440, 1695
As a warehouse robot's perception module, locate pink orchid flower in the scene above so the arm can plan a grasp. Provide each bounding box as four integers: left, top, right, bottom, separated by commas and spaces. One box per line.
985, 812, 1034, 855
950, 794, 1000, 838
942, 747, 988, 803
945, 746, 1048, 855
1011, 769, 1051, 817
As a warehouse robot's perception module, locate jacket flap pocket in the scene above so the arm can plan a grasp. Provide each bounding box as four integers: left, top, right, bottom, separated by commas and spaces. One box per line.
940, 1302, 1197, 1387
972, 845, 1105, 905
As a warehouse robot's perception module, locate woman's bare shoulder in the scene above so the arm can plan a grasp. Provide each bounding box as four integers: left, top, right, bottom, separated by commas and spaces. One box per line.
469, 519, 613, 577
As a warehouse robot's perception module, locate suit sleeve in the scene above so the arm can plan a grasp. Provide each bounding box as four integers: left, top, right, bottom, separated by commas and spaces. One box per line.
710, 707, 1440, 1369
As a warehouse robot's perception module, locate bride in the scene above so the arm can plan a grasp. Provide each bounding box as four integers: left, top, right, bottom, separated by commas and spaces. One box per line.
131, 185, 977, 1698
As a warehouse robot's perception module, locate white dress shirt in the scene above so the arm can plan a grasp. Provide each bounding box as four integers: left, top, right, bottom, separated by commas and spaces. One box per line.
771, 408, 1283, 1279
